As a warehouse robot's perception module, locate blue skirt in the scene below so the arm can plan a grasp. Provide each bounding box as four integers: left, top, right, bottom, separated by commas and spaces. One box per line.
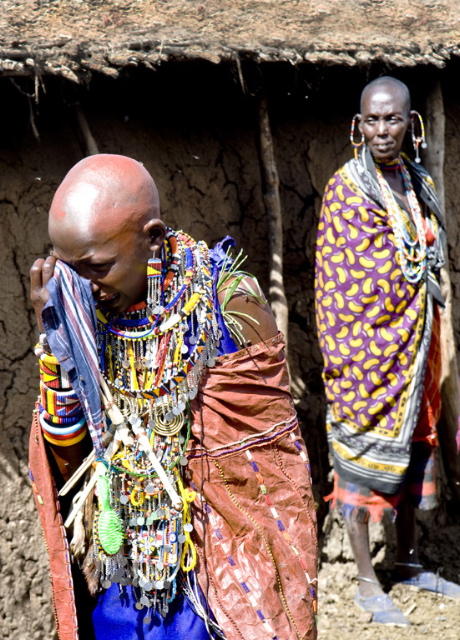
92, 584, 212, 640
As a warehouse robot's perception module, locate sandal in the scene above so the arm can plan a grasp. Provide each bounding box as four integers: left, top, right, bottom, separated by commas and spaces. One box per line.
393, 562, 460, 599
355, 576, 410, 626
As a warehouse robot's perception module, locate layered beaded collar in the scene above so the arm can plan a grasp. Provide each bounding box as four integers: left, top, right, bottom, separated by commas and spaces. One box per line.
92, 228, 221, 617
96, 228, 220, 416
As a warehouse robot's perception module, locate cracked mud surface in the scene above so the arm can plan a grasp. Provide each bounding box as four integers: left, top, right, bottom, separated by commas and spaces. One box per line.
2, 69, 460, 638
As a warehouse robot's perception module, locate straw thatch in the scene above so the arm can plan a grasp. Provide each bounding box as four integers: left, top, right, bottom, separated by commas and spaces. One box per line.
1, 0, 460, 82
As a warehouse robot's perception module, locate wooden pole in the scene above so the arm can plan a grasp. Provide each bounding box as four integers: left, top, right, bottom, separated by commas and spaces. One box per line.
424, 81, 445, 210
257, 95, 289, 348
424, 81, 460, 488
75, 105, 100, 155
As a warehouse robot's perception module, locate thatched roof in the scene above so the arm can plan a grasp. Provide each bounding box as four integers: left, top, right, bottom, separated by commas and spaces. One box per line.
2, 0, 460, 82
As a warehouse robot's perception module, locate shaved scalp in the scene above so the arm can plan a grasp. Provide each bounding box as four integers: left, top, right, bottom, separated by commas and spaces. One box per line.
49, 154, 160, 245
360, 76, 411, 114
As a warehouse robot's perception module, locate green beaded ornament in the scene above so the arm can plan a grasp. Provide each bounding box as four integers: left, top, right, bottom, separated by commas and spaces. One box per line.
96, 472, 124, 556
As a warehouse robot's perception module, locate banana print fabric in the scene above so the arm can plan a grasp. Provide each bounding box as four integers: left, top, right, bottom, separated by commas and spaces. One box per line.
315, 148, 445, 495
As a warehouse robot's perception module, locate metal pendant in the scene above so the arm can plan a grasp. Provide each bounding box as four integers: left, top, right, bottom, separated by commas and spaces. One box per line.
152, 411, 185, 436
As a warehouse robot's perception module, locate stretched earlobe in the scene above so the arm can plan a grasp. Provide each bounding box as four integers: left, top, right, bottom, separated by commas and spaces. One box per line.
350, 113, 365, 159
409, 110, 427, 164
144, 219, 166, 254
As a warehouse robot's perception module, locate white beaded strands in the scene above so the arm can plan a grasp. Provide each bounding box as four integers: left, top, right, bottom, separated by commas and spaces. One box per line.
375, 160, 428, 284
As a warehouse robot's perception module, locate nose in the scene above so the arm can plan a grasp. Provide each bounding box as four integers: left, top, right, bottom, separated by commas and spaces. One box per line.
376, 119, 388, 136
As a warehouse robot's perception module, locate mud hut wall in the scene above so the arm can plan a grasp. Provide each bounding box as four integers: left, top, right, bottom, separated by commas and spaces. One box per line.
1, 65, 460, 638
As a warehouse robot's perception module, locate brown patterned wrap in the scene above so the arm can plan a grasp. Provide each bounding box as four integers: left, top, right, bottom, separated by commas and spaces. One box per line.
189, 333, 318, 640
29, 333, 317, 640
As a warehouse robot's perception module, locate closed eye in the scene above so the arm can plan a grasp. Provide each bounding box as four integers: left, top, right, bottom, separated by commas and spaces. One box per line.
78, 262, 114, 277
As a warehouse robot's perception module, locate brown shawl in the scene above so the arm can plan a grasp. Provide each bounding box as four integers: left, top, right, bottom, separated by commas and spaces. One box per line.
29, 333, 317, 640
189, 333, 317, 640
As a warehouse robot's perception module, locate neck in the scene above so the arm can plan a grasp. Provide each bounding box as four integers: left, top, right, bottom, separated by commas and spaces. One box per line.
375, 156, 403, 172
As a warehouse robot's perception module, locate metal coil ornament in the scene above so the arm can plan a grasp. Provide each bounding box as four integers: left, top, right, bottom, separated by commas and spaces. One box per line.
152, 411, 184, 436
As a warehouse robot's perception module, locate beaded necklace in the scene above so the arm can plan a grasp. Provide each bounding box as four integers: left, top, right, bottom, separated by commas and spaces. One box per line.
375, 158, 428, 284
376, 158, 402, 172
94, 228, 220, 618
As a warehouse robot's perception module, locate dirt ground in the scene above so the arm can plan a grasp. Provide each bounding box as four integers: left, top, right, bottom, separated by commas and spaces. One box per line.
318, 563, 460, 639
317, 512, 460, 640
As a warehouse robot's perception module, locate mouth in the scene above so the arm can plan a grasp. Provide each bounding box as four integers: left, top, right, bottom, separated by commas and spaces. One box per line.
371, 142, 399, 160
96, 292, 120, 308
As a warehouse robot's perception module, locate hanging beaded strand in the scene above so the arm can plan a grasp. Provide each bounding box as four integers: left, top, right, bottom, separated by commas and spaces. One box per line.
146, 257, 163, 314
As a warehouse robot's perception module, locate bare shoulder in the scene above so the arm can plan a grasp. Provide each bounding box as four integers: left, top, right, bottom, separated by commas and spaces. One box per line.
217, 273, 278, 347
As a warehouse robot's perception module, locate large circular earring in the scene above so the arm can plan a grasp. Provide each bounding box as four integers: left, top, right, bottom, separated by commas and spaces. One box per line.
350, 114, 365, 159
411, 110, 427, 164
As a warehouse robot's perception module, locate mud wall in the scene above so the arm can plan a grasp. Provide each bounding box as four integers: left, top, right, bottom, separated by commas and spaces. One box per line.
1, 62, 460, 638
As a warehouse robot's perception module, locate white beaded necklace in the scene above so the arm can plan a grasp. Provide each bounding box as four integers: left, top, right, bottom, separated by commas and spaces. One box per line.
375, 159, 427, 284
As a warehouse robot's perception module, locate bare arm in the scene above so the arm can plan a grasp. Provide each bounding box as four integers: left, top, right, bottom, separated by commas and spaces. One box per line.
218, 274, 279, 347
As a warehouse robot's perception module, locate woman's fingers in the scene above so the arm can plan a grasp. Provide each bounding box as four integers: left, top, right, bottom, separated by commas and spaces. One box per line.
30, 256, 56, 295
29, 256, 56, 331
30, 258, 45, 302
42, 255, 56, 286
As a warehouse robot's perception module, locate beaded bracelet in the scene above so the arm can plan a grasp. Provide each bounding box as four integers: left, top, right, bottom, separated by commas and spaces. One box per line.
40, 384, 82, 422
39, 410, 87, 447
42, 428, 87, 447
38, 351, 71, 389
39, 406, 84, 425
37, 345, 88, 448
40, 382, 79, 404
39, 400, 88, 446
40, 413, 86, 437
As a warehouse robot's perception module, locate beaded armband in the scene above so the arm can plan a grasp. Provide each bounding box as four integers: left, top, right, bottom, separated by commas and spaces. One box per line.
35, 346, 88, 447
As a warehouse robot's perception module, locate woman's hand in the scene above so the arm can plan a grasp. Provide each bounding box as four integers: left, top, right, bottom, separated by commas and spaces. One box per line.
30, 255, 56, 332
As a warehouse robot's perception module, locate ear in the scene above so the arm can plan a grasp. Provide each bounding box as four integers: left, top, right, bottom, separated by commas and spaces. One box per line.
143, 219, 166, 254
356, 113, 363, 133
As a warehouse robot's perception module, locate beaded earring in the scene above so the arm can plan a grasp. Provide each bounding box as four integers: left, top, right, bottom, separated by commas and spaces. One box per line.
146, 256, 162, 314
350, 114, 365, 159
411, 110, 427, 164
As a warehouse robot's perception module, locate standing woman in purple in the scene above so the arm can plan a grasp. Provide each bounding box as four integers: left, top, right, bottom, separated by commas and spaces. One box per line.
315, 76, 460, 626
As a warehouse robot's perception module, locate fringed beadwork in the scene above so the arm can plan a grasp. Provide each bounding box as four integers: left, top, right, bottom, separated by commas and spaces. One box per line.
94, 228, 221, 617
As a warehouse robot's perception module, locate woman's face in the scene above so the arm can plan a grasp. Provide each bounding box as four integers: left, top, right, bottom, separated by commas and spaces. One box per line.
359, 87, 410, 162
52, 227, 154, 314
